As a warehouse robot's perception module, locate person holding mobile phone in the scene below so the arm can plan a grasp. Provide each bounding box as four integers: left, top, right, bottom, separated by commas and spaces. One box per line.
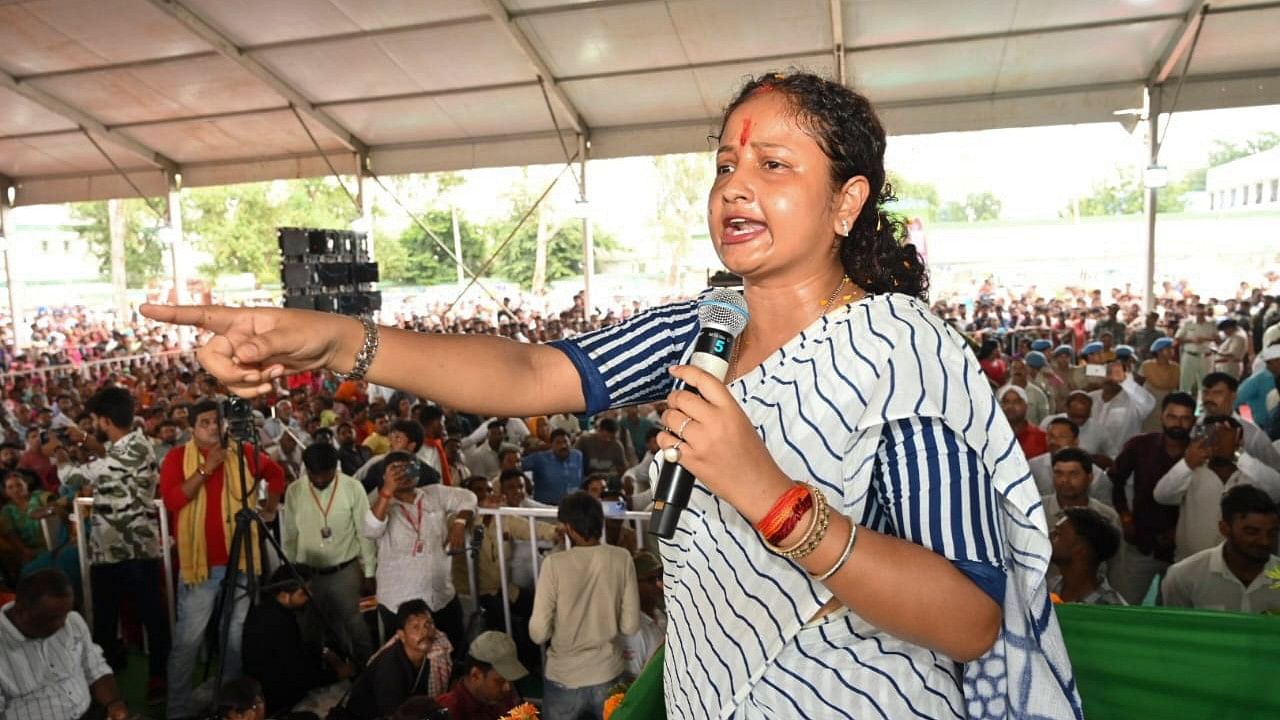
364, 451, 475, 653
1082, 354, 1157, 467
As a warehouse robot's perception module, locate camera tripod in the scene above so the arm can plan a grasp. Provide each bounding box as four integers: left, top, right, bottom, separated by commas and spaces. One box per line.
209, 405, 350, 711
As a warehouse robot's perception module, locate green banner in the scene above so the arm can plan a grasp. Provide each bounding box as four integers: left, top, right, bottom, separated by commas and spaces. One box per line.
609, 606, 1280, 719
1057, 604, 1280, 720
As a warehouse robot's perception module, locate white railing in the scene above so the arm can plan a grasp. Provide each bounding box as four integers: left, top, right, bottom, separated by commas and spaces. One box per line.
475, 505, 650, 638
2, 349, 196, 383
72, 497, 177, 636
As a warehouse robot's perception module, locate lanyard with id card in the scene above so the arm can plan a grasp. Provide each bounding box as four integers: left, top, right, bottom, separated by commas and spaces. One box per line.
398, 496, 426, 556
309, 481, 339, 545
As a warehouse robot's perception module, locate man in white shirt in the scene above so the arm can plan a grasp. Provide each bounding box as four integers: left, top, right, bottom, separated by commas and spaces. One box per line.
1200, 372, 1280, 472
1211, 318, 1249, 380
460, 417, 530, 451
1086, 360, 1156, 465
262, 399, 310, 450
1161, 484, 1280, 613
1175, 303, 1218, 395
364, 451, 476, 655
531, 491, 638, 719
622, 427, 661, 510
1030, 418, 1112, 505
268, 428, 305, 483
464, 420, 510, 481
1153, 416, 1266, 562
0, 570, 130, 720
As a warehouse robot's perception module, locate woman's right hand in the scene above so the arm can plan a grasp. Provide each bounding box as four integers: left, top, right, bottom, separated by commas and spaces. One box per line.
140, 305, 359, 397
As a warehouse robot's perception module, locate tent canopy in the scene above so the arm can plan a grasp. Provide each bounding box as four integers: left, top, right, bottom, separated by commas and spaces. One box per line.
2, 0, 1279, 207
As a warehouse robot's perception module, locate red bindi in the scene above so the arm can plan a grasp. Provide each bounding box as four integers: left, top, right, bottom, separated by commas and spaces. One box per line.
739, 117, 752, 147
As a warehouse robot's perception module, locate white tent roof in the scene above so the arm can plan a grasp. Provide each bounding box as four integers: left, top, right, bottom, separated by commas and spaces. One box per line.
2, 0, 1279, 207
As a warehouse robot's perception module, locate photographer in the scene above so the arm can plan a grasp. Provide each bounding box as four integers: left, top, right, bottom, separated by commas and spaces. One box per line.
158, 399, 286, 719
61, 386, 171, 702
363, 451, 475, 653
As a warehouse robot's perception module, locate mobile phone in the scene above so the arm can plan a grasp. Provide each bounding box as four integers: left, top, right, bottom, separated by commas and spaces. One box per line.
602, 499, 628, 518
1084, 364, 1107, 378
1190, 423, 1217, 445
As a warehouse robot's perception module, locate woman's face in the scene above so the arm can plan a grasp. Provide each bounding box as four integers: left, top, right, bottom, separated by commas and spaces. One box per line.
708, 91, 861, 282
4, 475, 28, 504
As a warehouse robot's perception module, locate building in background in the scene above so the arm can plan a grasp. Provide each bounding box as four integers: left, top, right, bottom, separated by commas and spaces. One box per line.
1207, 147, 1280, 212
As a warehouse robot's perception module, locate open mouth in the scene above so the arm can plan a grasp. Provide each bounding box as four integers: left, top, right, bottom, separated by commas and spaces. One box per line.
722, 216, 767, 244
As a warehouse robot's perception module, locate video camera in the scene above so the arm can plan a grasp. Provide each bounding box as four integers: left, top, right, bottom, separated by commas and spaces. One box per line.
220, 397, 256, 443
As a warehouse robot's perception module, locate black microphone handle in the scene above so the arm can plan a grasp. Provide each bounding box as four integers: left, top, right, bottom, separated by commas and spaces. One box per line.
648, 327, 737, 539
650, 460, 696, 539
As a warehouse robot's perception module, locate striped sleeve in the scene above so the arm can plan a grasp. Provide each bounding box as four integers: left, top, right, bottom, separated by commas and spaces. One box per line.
874, 417, 1007, 604
548, 298, 701, 415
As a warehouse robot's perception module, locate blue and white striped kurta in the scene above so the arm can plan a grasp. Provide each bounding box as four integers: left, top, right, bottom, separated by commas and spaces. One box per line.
551, 292, 1082, 720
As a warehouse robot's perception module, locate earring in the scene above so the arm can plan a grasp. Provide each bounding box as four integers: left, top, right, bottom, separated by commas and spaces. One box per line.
841, 220, 850, 235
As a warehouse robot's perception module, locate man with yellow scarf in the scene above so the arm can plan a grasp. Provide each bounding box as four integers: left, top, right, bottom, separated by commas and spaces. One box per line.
159, 400, 286, 719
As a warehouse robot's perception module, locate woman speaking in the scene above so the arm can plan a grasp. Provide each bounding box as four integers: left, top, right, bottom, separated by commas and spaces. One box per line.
144, 72, 1080, 719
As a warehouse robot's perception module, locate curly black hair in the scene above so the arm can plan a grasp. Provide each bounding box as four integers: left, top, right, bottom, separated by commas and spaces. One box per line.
718, 72, 928, 300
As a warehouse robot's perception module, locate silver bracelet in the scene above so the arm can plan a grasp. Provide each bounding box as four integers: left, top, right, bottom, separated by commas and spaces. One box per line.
338, 316, 379, 381
809, 518, 857, 582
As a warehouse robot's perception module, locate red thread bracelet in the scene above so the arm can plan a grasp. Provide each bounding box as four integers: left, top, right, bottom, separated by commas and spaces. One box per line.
766, 492, 813, 546
756, 484, 810, 541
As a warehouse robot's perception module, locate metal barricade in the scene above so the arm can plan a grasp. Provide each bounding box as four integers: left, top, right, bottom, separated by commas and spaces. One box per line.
1, 350, 196, 385
478, 505, 650, 639
73, 497, 177, 636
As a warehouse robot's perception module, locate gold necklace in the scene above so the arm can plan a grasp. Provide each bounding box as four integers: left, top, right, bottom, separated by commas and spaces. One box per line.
729, 275, 860, 379
819, 275, 858, 309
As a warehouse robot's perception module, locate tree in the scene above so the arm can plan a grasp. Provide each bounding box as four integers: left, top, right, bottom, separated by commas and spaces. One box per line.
376, 171, 473, 285
885, 172, 940, 219
183, 178, 359, 283
935, 192, 1002, 222
473, 169, 617, 291
1208, 132, 1280, 167
964, 192, 1002, 221
653, 153, 712, 286
396, 210, 489, 286
1067, 166, 1194, 218
70, 199, 167, 286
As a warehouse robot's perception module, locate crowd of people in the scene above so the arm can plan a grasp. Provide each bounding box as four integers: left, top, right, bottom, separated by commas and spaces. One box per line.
0, 273, 1278, 720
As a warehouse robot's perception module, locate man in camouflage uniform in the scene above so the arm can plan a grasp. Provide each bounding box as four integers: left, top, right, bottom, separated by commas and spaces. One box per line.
67, 386, 170, 702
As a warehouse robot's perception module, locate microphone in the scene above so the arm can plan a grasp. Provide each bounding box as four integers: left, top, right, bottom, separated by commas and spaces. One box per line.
649, 288, 749, 539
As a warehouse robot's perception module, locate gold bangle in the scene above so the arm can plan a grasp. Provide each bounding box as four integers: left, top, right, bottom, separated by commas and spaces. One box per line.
809, 518, 857, 582
763, 486, 831, 561
783, 495, 830, 561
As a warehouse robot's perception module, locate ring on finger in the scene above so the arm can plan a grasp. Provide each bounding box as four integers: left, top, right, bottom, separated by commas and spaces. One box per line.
663, 439, 683, 463
676, 417, 693, 438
